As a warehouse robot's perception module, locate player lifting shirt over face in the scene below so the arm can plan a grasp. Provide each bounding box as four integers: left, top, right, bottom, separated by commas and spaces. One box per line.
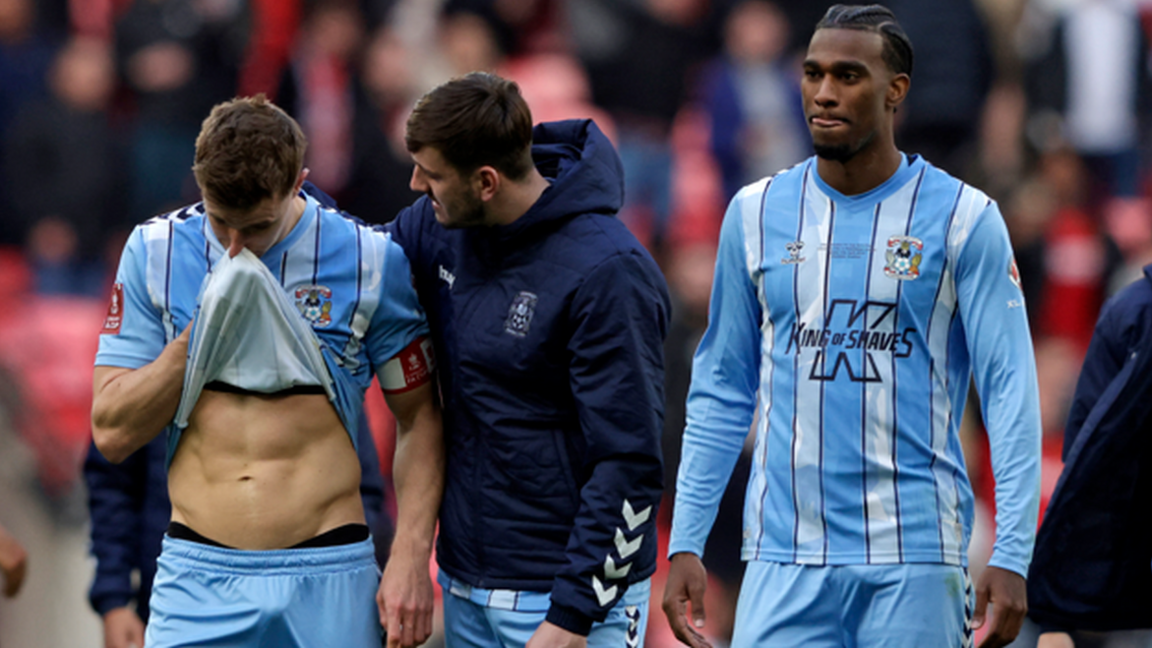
90, 95, 444, 648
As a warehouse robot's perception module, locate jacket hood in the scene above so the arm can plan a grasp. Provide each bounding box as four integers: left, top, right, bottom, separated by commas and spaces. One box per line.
485, 119, 624, 242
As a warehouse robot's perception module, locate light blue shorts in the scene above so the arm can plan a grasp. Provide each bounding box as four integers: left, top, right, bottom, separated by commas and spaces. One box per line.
439, 570, 651, 648
731, 561, 973, 648
145, 536, 383, 647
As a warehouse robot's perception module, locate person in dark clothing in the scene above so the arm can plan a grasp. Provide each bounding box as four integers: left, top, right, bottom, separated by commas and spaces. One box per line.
389, 72, 670, 648
1028, 265, 1152, 648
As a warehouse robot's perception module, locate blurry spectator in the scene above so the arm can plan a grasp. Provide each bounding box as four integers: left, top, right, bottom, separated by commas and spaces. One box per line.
3, 36, 127, 296
0, 522, 26, 598
441, 0, 563, 55
1036, 148, 1117, 350
1004, 176, 1059, 328
439, 8, 504, 76
0, 0, 59, 246
115, 0, 249, 221
887, 0, 993, 178
569, 0, 712, 251
237, 0, 301, 96
276, 0, 364, 200
340, 25, 422, 223
503, 53, 616, 139
1020, 0, 1151, 199
699, 0, 807, 201
1028, 262, 1152, 647
1103, 196, 1152, 294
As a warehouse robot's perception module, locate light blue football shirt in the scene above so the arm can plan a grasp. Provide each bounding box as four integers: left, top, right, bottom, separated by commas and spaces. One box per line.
96, 193, 429, 465
669, 155, 1041, 577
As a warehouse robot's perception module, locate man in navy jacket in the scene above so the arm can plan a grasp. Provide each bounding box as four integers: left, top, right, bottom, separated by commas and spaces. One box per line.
388, 72, 669, 648
1028, 265, 1152, 646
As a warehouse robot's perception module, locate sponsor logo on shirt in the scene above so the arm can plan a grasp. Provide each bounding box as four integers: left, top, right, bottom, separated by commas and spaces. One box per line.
884, 235, 923, 280
782, 240, 806, 265
439, 265, 456, 289
785, 299, 917, 382
295, 285, 333, 327
101, 283, 124, 334
504, 291, 537, 338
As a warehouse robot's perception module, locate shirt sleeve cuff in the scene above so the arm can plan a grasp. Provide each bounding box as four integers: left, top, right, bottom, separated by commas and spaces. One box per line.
91, 592, 133, 616
545, 602, 595, 636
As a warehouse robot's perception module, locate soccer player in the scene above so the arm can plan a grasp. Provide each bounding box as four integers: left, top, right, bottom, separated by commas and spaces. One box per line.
90, 95, 443, 648
662, 5, 1042, 648
387, 72, 669, 648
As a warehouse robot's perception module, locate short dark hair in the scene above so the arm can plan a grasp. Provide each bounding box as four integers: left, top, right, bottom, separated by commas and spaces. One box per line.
815, 4, 913, 77
405, 72, 534, 180
193, 94, 307, 211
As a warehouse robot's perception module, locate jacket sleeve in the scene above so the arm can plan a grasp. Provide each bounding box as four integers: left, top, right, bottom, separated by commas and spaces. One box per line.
1062, 290, 1141, 459
85, 439, 144, 615
545, 250, 670, 635
953, 202, 1042, 579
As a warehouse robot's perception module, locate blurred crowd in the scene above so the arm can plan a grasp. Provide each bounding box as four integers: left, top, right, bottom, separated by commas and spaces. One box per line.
1, 0, 1152, 645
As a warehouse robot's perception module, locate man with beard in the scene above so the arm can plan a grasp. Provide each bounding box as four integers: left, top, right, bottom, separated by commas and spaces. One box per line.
388, 72, 669, 648
662, 6, 1041, 648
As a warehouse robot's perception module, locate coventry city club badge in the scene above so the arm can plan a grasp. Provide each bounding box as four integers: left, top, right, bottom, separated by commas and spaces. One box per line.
504, 291, 538, 337
295, 285, 333, 327
782, 240, 806, 265
884, 235, 924, 280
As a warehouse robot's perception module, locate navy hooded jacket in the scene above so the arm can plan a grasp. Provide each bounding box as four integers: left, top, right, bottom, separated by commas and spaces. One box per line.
1028, 265, 1152, 631
388, 120, 669, 634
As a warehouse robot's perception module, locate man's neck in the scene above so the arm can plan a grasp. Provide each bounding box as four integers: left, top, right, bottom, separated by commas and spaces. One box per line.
816, 143, 903, 197
487, 169, 552, 227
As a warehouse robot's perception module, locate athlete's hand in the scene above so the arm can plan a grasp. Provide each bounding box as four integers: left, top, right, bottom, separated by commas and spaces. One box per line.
377, 545, 434, 648
662, 552, 712, 648
102, 606, 145, 648
1037, 632, 1075, 648
972, 566, 1027, 648
0, 525, 27, 597
525, 621, 587, 648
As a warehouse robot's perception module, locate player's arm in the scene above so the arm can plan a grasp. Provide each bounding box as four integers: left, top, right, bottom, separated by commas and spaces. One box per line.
376, 365, 443, 648
84, 440, 144, 616
954, 201, 1042, 648
664, 192, 762, 648
365, 234, 442, 648
92, 330, 188, 464
0, 522, 26, 598
91, 228, 186, 464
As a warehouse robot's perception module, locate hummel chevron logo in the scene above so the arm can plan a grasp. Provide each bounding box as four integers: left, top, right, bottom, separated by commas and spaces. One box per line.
614, 528, 642, 559
592, 575, 618, 606
622, 500, 651, 531
604, 554, 632, 579
625, 606, 641, 648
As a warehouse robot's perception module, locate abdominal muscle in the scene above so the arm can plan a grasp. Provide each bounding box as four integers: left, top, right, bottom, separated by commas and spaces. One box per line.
168, 389, 365, 550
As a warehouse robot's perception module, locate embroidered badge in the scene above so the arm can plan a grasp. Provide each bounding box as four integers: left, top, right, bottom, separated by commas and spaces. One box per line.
504, 291, 537, 337
782, 241, 806, 265
295, 285, 333, 327
101, 283, 124, 334
1008, 257, 1022, 291
884, 236, 924, 280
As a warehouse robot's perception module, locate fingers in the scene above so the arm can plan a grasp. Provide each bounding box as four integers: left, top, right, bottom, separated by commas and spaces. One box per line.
382, 589, 433, 647
662, 576, 712, 648
971, 580, 990, 631
688, 571, 707, 630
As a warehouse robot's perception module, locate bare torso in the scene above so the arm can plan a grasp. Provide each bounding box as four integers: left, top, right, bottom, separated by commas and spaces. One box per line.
167, 389, 364, 549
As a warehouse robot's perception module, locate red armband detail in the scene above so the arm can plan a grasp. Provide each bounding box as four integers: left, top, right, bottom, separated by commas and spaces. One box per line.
380, 337, 435, 394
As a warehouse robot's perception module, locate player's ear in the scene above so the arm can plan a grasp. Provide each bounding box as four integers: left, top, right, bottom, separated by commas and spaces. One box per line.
475, 166, 500, 202
886, 73, 910, 111
295, 168, 310, 193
